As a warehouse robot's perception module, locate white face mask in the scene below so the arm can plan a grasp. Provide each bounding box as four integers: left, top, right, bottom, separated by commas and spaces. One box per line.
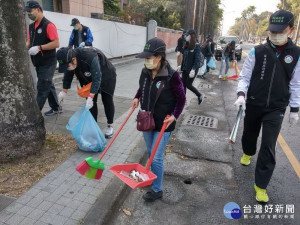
268, 32, 289, 46
185, 36, 190, 42
67, 65, 76, 71
144, 58, 158, 70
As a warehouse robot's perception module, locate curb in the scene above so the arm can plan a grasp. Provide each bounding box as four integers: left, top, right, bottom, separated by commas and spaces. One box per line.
82, 139, 147, 225
0, 195, 15, 212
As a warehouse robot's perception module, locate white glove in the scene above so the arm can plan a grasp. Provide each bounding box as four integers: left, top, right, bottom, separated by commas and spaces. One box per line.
86, 97, 93, 109
289, 112, 299, 126
177, 66, 181, 72
189, 69, 195, 78
58, 91, 66, 103
28, 46, 40, 55
176, 51, 180, 56
79, 42, 85, 48
222, 59, 225, 63
234, 96, 246, 110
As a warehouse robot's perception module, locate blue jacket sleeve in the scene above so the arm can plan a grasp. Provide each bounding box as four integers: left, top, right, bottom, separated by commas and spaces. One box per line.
85, 28, 93, 46
68, 30, 75, 47
90, 57, 102, 94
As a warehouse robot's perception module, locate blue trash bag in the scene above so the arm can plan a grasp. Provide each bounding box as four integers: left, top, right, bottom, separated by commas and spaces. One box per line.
66, 106, 107, 152
207, 58, 216, 70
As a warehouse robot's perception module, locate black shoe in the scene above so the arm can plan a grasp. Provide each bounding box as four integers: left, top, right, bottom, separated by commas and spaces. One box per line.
198, 95, 203, 105
142, 190, 163, 202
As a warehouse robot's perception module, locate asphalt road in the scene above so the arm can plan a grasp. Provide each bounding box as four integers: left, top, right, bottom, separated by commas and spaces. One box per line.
102, 44, 300, 225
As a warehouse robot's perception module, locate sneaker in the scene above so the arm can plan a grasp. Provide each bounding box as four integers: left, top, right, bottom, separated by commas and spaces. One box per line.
254, 184, 269, 203
240, 153, 252, 166
44, 108, 62, 116
105, 125, 114, 138
198, 95, 203, 105
219, 75, 222, 79
143, 190, 163, 202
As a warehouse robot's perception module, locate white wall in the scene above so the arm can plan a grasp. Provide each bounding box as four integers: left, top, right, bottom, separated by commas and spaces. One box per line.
43, 11, 147, 58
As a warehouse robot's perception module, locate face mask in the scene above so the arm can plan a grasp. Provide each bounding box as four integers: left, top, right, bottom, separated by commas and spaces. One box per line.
67, 66, 76, 71
185, 36, 190, 42
144, 58, 158, 70
269, 32, 288, 46
28, 13, 36, 21
74, 26, 79, 31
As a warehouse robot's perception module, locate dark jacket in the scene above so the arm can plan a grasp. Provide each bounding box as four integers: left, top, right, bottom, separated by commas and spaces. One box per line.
181, 43, 204, 72
176, 37, 184, 53
201, 43, 213, 57
137, 63, 183, 132
63, 47, 116, 96
222, 44, 235, 60
68, 25, 93, 48
29, 17, 56, 67
246, 39, 300, 109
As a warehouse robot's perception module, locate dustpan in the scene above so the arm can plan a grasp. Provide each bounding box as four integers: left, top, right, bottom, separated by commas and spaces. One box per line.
227, 61, 240, 80
110, 115, 170, 189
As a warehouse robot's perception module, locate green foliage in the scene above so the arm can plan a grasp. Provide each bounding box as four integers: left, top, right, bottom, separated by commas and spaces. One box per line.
130, 0, 184, 29
103, 0, 121, 16
203, 0, 223, 37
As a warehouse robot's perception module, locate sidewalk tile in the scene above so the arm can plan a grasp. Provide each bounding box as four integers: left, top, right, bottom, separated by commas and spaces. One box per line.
5, 214, 25, 225
27, 208, 45, 221
48, 203, 64, 214
59, 206, 75, 217
0, 210, 13, 223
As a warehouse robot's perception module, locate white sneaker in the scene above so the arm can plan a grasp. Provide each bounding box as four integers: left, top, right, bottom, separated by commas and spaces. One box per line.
105, 125, 114, 138
219, 75, 222, 79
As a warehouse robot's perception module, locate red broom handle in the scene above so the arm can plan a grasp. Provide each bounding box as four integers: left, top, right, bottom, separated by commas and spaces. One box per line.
146, 115, 170, 171
99, 106, 136, 160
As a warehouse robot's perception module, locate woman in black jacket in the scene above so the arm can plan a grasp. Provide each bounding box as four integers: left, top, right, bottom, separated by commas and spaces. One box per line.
132, 38, 186, 202
181, 29, 204, 104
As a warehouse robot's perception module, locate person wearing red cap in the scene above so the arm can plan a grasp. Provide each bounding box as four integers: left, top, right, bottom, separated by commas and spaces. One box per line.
235, 9, 300, 203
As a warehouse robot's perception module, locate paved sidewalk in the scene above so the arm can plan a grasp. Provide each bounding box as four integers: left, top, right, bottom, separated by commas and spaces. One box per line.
0, 57, 143, 225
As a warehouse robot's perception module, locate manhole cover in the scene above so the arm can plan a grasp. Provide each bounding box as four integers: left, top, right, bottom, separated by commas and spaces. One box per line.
183, 115, 218, 129
199, 84, 211, 88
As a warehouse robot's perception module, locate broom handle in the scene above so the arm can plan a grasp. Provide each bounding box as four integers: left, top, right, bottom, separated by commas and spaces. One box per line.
99, 106, 136, 160
146, 115, 170, 171
229, 106, 243, 143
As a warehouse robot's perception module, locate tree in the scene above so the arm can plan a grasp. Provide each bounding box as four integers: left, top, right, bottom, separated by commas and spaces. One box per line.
103, 0, 121, 16
0, 0, 45, 161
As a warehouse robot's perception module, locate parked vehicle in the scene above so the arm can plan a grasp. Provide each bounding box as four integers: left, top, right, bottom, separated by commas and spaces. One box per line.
215, 36, 242, 61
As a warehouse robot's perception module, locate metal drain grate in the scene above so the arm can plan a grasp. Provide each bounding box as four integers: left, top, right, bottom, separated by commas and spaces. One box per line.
199, 84, 211, 89
183, 115, 218, 129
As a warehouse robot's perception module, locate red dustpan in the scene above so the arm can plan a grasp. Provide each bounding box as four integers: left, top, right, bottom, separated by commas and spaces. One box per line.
110, 115, 170, 189
227, 61, 240, 80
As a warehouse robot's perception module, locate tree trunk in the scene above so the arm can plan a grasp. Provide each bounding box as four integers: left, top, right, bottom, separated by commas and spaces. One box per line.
194, 0, 203, 38
184, 0, 196, 30
0, 0, 46, 161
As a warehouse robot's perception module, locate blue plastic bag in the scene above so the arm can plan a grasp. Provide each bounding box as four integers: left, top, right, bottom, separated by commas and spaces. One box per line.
66, 106, 107, 152
207, 58, 216, 70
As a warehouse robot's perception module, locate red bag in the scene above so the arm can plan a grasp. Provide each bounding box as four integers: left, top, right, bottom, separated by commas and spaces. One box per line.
136, 111, 155, 131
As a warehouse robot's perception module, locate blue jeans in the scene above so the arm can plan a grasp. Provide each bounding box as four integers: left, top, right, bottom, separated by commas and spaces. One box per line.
143, 131, 172, 192
219, 56, 230, 75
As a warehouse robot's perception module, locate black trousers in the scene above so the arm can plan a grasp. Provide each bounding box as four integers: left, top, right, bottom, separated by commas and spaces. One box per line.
89, 91, 115, 124
181, 70, 201, 97
36, 64, 59, 111
242, 104, 286, 189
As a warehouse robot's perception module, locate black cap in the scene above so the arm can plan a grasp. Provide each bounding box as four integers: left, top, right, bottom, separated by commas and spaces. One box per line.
57, 47, 76, 73
267, 10, 294, 32
71, 18, 80, 26
24, 1, 41, 11
187, 29, 196, 35
136, 38, 166, 58
230, 40, 236, 45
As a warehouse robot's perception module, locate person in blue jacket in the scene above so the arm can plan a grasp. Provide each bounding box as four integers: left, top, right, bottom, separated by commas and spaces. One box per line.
68, 18, 93, 48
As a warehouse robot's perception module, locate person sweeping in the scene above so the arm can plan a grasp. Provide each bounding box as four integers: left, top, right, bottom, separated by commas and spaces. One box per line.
132, 38, 186, 202
235, 9, 300, 203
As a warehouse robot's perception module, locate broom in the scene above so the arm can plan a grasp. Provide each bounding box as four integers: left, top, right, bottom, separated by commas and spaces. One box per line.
76, 106, 136, 179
